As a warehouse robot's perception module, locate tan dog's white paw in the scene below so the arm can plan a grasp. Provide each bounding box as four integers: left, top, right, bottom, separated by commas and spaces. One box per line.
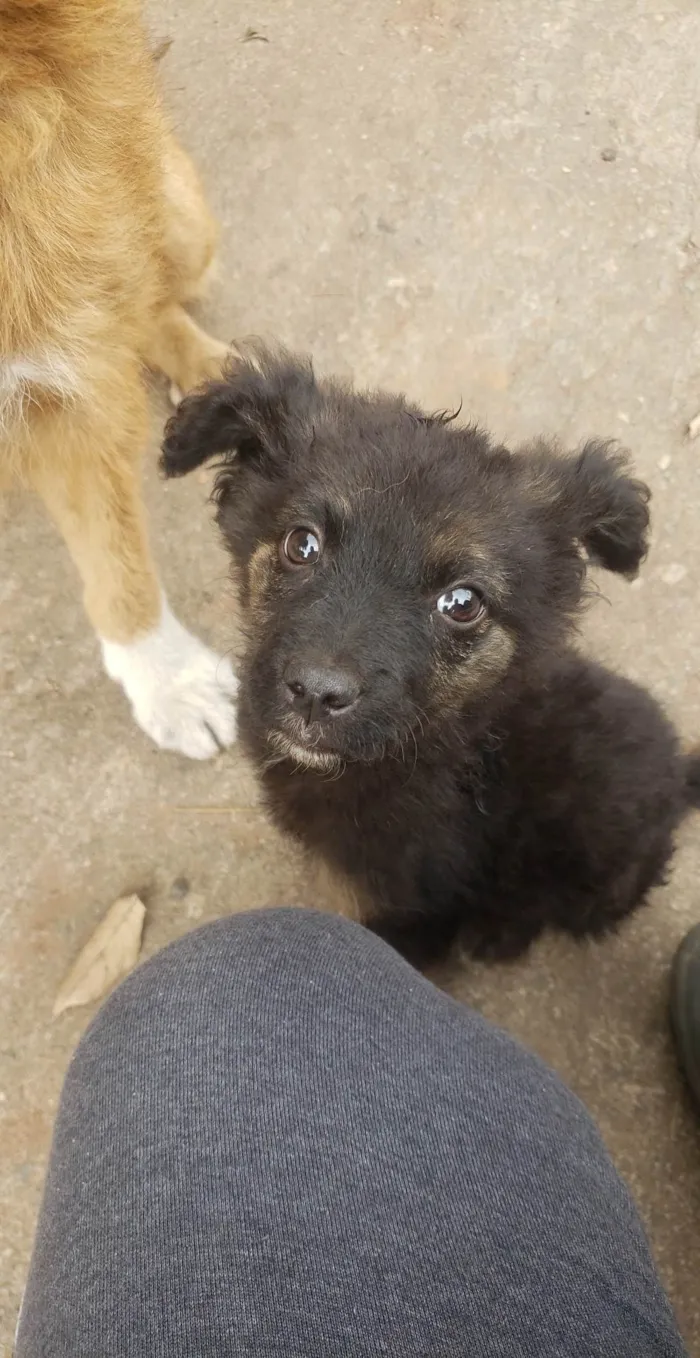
101, 598, 238, 759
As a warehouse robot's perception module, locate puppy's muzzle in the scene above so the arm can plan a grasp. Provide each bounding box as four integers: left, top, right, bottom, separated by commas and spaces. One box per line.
283, 659, 361, 727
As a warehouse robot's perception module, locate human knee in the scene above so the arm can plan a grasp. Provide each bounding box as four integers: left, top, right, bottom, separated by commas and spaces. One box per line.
80, 909, 359, 1043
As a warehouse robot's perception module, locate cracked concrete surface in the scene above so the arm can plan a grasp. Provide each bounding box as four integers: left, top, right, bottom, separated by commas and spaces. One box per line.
2, 0, 700, 1348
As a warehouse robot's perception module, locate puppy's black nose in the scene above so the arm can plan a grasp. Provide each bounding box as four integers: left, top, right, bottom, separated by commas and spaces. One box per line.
284, 662, 361, 723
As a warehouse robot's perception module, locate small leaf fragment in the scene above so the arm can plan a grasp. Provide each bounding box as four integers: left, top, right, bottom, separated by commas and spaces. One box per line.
152, 36, 174, 62
53, 895, 146, 1017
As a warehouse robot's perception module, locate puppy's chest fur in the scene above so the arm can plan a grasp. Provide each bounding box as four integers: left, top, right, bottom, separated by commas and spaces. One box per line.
259, 744, 484, 927
243, 650, 689, 966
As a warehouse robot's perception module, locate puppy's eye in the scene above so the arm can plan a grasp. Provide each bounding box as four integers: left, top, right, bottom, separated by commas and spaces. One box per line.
282, 527, 322, 567
435, 585, 485, 627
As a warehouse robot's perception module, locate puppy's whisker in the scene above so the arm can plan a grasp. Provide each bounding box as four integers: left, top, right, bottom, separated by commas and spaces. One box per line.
412, 706, 429, 741
352, 470, 411, 496
409, 725, 419, 778
322, 759, 348, 784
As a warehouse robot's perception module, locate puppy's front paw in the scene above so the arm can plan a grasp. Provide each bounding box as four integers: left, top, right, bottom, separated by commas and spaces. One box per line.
101, 599, 238, 759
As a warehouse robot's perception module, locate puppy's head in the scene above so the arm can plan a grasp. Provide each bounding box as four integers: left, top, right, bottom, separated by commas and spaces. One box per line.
162, 346, 649, 771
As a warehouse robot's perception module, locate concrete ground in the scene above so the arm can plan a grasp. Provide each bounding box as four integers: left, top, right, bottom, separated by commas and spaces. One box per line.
2, 0, 700, 1347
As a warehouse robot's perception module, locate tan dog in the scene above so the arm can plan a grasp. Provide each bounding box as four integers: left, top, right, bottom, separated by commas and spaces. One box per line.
0, 0, 237, 758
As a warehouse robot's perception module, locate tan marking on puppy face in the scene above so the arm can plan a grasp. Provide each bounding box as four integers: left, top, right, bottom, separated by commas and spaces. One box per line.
245, 541, 276, 611
430, 623, 515, 708
429, 527, 510, 601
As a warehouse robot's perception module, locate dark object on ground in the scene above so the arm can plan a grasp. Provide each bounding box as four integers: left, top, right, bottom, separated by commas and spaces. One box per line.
162, 347, 699, 965
16, 909, 688, 1356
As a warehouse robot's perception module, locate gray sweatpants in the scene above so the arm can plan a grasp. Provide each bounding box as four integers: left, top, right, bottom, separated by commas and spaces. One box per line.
17, 908, 685, 1356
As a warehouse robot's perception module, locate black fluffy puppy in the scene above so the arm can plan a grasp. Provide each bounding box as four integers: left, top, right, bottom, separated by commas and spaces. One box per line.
162, 347, 699, 965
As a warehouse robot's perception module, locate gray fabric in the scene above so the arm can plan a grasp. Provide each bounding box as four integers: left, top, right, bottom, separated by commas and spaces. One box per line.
17, 907, 685, 1357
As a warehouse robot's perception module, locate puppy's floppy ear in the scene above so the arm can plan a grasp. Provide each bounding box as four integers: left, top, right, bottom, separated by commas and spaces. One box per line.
564, 441, 650, 576
160, 380, 247, 477
529, 440, 650, 578
160, 347, 317, 479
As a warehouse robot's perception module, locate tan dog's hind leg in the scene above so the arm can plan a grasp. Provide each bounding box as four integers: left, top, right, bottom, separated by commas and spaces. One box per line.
146, 135, 232, 402
27, 377, 237, 758
146, 303, 229, 403
160, 134, 220, 303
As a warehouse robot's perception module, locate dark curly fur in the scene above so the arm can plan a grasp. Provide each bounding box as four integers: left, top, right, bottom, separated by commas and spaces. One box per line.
162, 346, 699, 966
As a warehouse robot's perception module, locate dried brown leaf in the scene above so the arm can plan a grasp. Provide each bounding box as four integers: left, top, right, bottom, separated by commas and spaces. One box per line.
152, 36, 174, 62
53, 895, 146, 1017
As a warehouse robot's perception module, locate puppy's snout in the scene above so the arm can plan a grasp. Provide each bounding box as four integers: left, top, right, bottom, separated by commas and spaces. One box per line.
284, 661, 361, 724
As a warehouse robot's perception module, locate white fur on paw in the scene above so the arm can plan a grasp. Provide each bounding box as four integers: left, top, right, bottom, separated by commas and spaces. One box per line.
169, 380, 183, 407
101, 598, 238, 759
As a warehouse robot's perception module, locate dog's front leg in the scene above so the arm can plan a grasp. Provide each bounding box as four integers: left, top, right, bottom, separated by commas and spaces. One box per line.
28, 371, 237, 759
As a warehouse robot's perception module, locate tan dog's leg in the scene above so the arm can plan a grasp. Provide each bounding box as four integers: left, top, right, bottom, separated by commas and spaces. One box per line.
28, 379, 237, 758
145, 135, 232, 401
160, 133, 220, 303
146, 303, 229, 401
